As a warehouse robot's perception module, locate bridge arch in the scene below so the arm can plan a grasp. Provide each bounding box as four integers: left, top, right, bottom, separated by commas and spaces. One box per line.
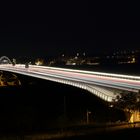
0, 56, 12, 64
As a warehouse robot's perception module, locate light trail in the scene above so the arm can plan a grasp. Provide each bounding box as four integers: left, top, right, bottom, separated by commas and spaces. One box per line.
1, 64, 140, 91
0, 64, 140, 102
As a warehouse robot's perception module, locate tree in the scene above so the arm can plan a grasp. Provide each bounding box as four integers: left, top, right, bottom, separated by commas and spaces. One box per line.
113, 92, 140, 122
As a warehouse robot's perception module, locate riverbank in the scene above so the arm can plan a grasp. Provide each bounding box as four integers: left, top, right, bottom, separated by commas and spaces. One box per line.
0, 122, 139, 139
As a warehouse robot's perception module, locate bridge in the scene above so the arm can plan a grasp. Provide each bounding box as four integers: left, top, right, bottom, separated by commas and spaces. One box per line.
0, 56, 140, 103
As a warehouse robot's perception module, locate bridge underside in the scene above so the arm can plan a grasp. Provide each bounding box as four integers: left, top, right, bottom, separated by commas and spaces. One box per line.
41, 76, 122, 102
0, 68, 122, 102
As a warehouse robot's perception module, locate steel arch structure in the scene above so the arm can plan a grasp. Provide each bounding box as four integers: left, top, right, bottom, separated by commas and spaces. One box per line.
0, 56, 12, 64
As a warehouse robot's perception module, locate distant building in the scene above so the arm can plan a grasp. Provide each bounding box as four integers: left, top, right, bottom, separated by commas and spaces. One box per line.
35, 58, 44, 65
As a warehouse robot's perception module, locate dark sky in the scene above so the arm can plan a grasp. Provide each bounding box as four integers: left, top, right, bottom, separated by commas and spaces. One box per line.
0, 1, 140, 58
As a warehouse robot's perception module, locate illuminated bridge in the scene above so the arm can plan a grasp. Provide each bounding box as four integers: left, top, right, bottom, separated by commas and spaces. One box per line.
0, 56, 140, 103
0, 59, 140, 103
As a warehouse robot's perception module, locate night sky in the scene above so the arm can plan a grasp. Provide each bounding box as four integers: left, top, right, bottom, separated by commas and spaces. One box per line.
0, 1, 140, 58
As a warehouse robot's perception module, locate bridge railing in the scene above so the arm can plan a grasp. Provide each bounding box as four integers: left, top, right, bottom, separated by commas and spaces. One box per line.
30, 65, 140, 81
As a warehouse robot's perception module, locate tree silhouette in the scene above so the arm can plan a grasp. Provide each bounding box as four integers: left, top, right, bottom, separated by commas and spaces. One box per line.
113, 92, 140, 122
114, 92, 140, 111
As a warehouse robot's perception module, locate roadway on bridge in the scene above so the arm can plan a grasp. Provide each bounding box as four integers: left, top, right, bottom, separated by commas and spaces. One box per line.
0, 64, 140, 102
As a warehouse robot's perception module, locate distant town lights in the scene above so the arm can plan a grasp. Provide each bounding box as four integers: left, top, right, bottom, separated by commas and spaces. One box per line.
76, 53, 79, 56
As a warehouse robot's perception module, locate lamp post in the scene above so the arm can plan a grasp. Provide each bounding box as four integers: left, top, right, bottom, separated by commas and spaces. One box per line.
86, 110, 91, 124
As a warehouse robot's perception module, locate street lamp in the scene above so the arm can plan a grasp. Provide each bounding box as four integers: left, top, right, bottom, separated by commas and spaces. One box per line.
86, 110, 91, 124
